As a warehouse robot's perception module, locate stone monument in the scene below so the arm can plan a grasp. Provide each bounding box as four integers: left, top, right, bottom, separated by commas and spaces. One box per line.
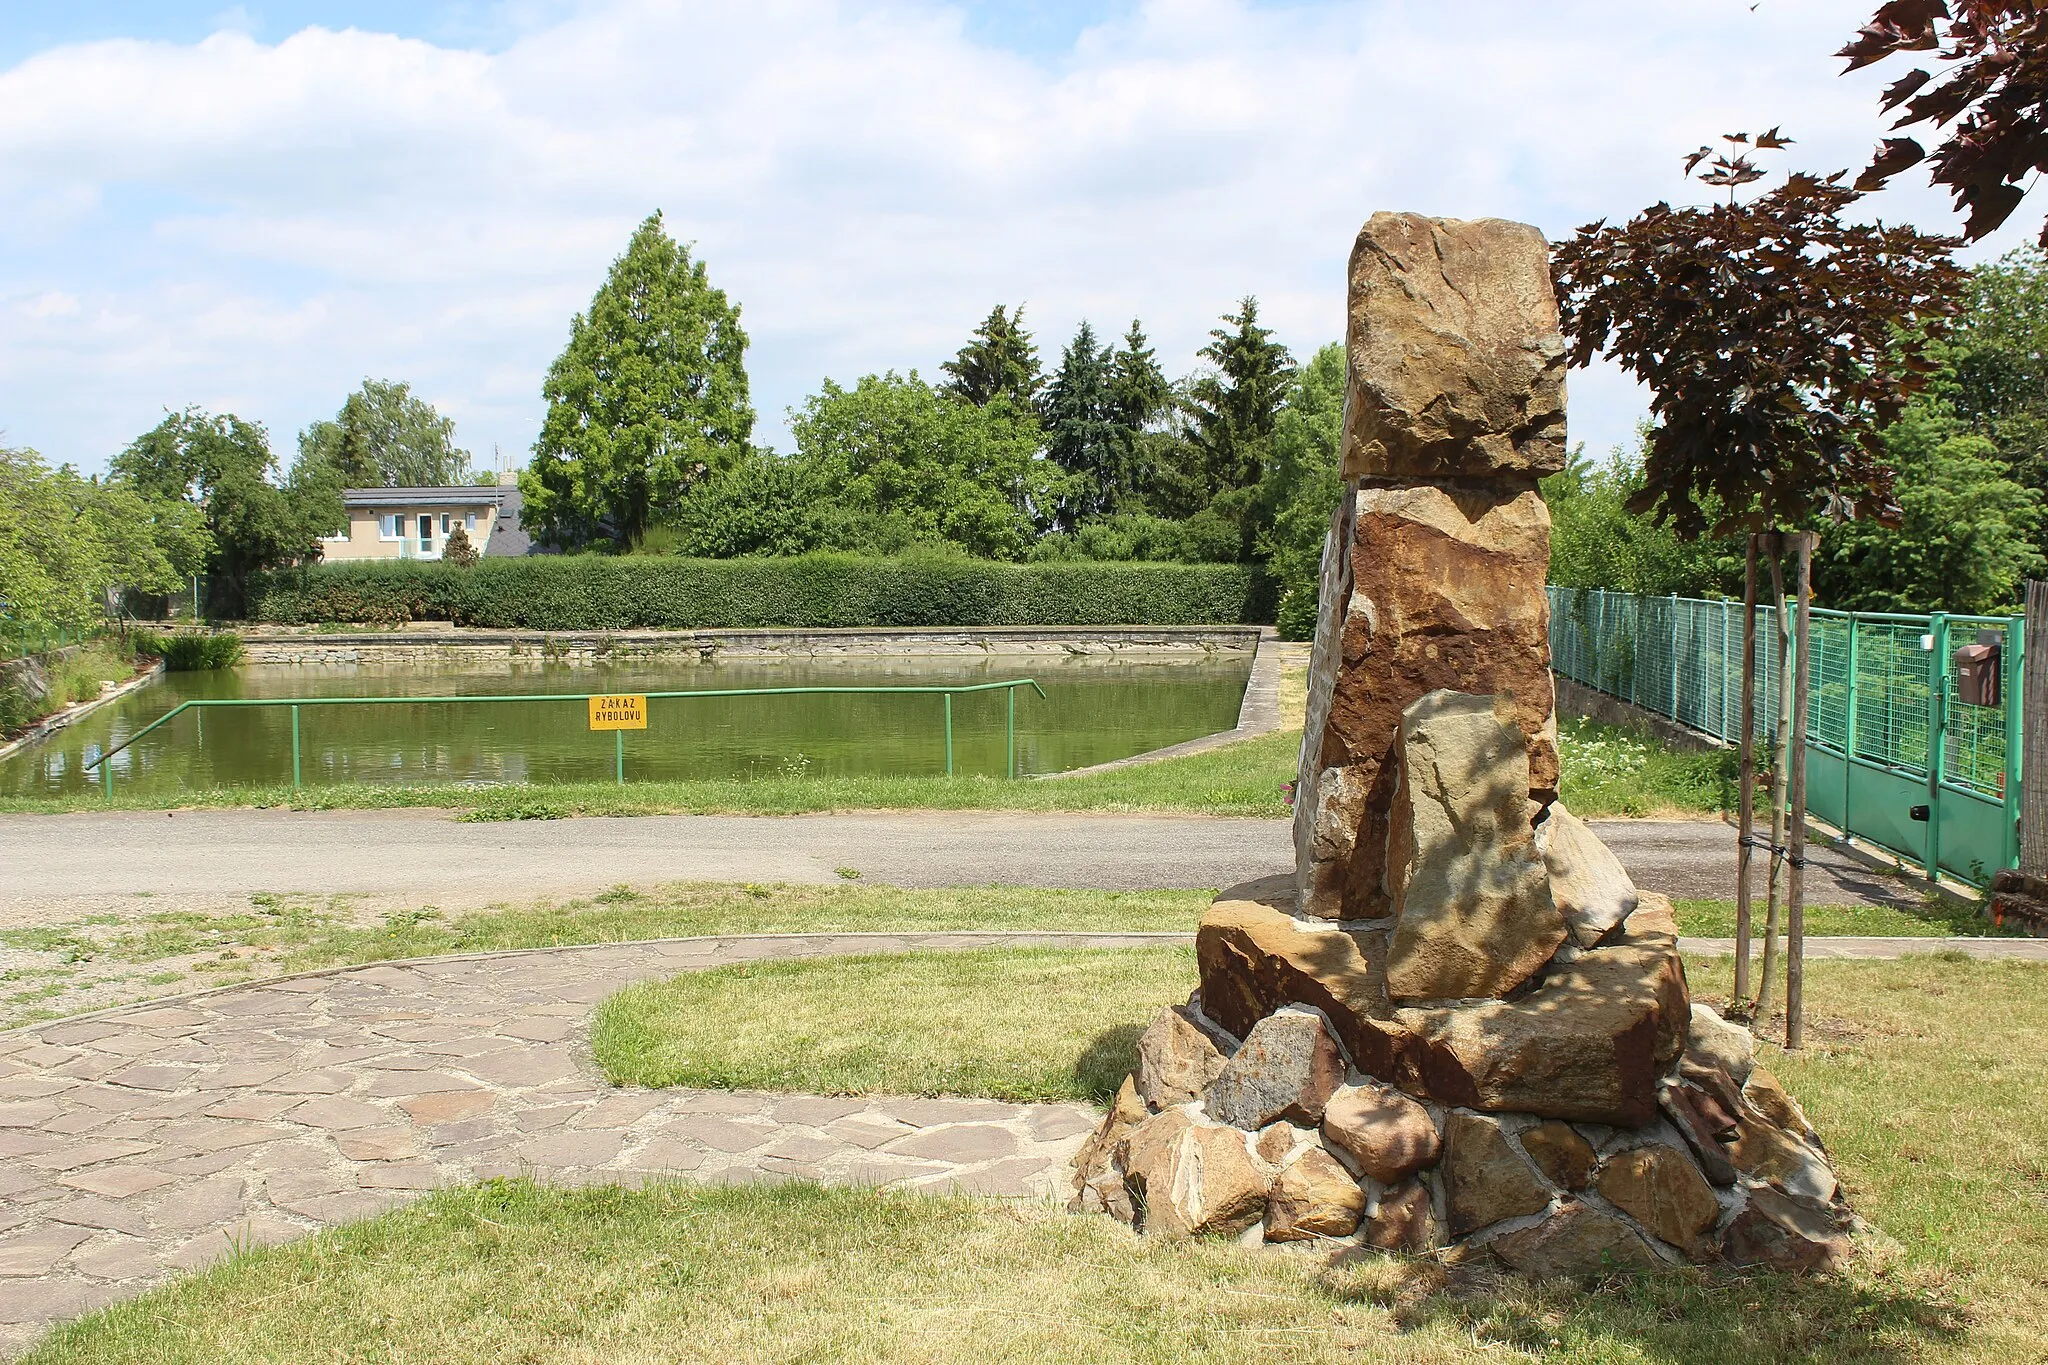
1071, 213, 1861, 1274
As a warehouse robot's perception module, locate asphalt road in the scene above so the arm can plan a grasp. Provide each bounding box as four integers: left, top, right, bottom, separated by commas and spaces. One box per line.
0, 809, 1912, 923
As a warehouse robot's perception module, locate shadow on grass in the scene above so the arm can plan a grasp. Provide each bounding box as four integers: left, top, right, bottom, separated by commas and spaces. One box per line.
1073, 1022, 1145, 1104
1313, 1250, 1969, 1364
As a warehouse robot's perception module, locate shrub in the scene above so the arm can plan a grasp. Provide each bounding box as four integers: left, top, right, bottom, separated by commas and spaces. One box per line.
0, 640, 137, 734
0, 675, 35, 734
443, 525, 480, 568
138, 631, 244, 671
1275, 587, 1319, 642
248, 555, 1269, 630
1028, 513, 1241, 565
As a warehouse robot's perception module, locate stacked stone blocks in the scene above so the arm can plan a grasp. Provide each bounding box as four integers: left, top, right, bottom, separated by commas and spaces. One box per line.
1072, 213, 1859, 1275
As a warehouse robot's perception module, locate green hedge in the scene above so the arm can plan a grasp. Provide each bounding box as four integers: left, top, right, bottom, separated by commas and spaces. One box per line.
250, 556, 1272, 630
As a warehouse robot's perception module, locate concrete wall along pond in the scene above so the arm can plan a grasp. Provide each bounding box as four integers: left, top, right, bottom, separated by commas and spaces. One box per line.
234, 626, 1264, 668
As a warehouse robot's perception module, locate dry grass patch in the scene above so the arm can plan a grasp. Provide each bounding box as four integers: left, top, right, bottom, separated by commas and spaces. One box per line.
0, 884, 1210, 1028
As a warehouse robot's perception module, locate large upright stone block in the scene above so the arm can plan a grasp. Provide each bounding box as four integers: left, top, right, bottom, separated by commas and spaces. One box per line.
1393, 894, 1691, 1126
1383, 690, 1566, 1002
1343, 213, 1567, 481
1293, 213, 1567, 926
1296, 482, 1557, 919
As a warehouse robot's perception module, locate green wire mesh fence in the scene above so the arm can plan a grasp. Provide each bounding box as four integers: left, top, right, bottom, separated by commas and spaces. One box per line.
1547, 587, 2026, 886
1, 623, 99, 663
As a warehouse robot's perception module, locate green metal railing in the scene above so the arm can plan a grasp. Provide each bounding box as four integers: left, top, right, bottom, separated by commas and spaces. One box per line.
81, 679, 1048, 798
1548, 587, 2026, 887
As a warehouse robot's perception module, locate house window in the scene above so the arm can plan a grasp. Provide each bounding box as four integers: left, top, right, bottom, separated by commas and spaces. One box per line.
419, 517, 434, 550
464, 512, 477, 532
380, 515, 403, 541
440, 514, 451, 535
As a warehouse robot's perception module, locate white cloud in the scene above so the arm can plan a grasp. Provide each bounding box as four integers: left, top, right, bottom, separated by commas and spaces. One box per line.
0, 0, 2020, 473
14, 291, 80, 320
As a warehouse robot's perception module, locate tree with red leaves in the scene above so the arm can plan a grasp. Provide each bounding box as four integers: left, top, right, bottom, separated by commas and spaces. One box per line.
1842, 1, 2048, 244
1552, 136, 1964, 1046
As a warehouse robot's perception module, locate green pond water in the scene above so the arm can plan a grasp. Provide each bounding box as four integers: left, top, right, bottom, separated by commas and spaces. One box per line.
3, 656, 1252, 797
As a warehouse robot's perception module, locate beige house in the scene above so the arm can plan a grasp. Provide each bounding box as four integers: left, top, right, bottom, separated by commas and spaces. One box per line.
319, 486, 534, 561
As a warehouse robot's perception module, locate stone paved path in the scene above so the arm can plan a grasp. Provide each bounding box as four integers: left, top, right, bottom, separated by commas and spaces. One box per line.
0, 932, 1163, 1357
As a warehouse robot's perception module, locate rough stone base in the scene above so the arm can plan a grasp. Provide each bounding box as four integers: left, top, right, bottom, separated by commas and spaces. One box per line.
1989, 871, 2048, 938
1072, 884, 1862, 1277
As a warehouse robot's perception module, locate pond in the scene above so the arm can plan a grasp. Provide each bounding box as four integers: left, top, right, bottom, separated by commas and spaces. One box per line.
3, 654, 1253, 798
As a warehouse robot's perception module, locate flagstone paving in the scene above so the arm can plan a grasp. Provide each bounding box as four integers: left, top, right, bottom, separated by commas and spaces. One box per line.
0, 931, 1167, 1358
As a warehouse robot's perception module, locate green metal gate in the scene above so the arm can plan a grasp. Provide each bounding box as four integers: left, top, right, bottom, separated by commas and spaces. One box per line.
1547, 588, 2026, 887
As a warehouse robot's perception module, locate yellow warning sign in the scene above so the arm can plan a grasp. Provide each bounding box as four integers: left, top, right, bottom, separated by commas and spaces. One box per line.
587, 695, 648, 731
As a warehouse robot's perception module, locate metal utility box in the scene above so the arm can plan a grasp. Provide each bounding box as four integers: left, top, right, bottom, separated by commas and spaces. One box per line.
1954, 635, 2003, 708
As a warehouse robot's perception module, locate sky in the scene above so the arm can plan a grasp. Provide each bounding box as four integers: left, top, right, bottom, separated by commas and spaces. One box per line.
0, 0, 2034, 479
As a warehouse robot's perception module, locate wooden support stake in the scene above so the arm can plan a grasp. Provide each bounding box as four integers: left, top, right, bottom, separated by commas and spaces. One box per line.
2025, 580, 2047, 881
1758, 534, 1793, 1031
1786, 532, 1815, 1049
1735, 536, 1760, 1008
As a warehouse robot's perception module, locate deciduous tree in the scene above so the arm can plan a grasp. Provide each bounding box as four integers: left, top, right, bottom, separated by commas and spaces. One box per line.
790, 372, 1051, 560
664, 452, 828, 558
522, 212, 754, 549
1553, 141, 1963, 538
298, 379, 471, 489
0, 447, 202, 630
1933, 246, 2048, 563
1552, 134, 1964, 1041
114, 408, 317, 616
1814, 401, 2043, 611
1543, 441, 1741, 598
1840, 2, 2048, 244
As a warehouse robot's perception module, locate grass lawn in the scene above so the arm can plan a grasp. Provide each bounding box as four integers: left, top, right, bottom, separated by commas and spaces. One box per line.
593, 945, 1198, 1102
1556, 714, 1737, 818
1669, 894, 1993, 938
0, 884, 1209, 1028
28, 953, 2048, 1364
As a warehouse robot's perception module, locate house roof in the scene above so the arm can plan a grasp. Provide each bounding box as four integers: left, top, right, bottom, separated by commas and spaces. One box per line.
342, 486, 507, 508
486, 487, 536, 557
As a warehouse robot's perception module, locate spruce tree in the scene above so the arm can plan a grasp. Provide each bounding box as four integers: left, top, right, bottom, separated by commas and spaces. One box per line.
521, 212, 754, 548
1107, 320, 1168, 432
1105, 319, 1171, 514
1188, 297, 1295, 496
1039, 321, 1119, 531
941, 305, 1042, 407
